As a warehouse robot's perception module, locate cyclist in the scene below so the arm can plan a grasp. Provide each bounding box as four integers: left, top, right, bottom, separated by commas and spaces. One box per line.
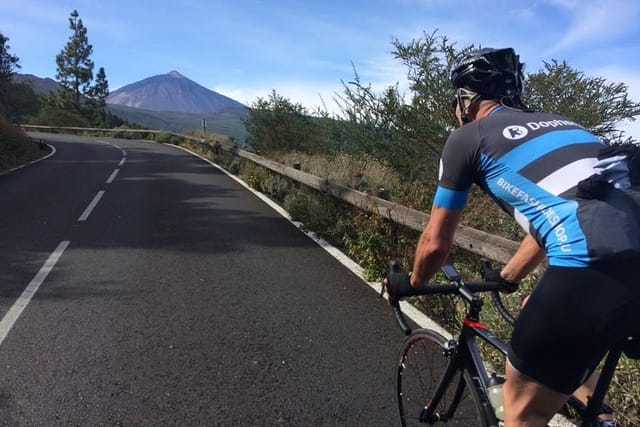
387, 47, 640, 426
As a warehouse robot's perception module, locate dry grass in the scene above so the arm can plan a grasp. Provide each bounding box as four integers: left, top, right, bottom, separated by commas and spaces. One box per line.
273, 151, 403, 195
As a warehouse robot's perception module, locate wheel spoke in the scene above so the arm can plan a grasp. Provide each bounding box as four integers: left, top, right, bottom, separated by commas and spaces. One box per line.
397, 330, 486, 426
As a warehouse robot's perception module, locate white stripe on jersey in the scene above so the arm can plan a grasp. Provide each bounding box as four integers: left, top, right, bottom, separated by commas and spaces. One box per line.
512, 157, 599, 236
536, 157, 599, 195
514, 209, 530, 232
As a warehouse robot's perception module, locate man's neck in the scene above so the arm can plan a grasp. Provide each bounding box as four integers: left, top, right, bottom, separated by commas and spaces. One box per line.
472, 100, 501, 120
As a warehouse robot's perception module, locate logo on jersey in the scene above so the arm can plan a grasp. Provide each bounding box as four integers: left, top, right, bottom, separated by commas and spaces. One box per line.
503, 125, 528, 140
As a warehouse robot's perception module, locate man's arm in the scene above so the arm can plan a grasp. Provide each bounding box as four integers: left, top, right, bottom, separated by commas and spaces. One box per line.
410, 205, 463, 288
500, 234, 546, 283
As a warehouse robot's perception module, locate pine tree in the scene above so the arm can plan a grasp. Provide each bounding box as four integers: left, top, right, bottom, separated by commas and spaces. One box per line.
87, 66, 109, 124
90, 67, 109, 109
55, 10, 94, 109
0, 33, 21, 116
0, 33, 20, 85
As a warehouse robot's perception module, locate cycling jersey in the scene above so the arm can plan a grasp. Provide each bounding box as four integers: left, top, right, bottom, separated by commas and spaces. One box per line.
435, 107, 640, 267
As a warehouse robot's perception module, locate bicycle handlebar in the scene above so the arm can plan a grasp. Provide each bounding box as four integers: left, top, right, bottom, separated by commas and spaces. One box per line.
383, 259, 512, 335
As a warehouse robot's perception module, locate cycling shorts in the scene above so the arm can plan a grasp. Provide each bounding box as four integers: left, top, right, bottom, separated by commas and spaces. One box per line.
508, 259, 640, 394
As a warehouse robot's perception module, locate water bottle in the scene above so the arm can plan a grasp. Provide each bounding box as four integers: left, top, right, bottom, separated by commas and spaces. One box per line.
487, 373, 505, 421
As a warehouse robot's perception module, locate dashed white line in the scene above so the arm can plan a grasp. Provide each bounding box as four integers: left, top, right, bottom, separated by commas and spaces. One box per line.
0, 240, 70, 345
78, 191, 105, 221
106, 169, 119, 184
118, 157, 126, 167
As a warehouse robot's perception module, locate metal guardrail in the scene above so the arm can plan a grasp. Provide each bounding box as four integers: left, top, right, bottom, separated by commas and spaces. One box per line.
21, 125, 520, 264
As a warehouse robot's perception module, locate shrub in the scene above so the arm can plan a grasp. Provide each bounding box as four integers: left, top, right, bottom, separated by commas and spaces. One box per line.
259, 173, 290, 201
0, 115, 30, 171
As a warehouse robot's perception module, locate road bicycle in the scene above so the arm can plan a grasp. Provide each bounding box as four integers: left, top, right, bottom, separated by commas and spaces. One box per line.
382, 259, 635, 426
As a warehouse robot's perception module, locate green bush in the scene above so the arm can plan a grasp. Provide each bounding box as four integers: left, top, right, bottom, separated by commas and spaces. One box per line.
259, 173, 290, 201
151, 132, 181, 145
30, 105, 90, 127
283, 192, 309, 223
0, 114, 47, 172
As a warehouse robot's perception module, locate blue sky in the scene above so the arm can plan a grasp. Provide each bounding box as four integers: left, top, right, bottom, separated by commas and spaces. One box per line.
2, 0, 640, 139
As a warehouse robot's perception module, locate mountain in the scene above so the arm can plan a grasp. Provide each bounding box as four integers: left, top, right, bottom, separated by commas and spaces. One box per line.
12, 74, 60, 94
107, 71, 246, 114
12, 71, 249, 143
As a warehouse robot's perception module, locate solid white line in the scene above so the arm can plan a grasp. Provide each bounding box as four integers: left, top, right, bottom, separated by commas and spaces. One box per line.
1, 144, 57, 176
78, 190, 105, 221
106, 169, 119, 184
0, 240, 70, 346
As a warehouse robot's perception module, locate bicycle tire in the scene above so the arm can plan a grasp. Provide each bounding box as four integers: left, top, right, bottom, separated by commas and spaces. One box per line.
396, 329, 489, 426
491, 291, 517, 326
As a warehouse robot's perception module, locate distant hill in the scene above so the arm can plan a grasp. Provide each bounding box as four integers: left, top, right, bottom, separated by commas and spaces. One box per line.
107, 103, 249, 145
12, 74, 60, 94
107, 71, 246, 114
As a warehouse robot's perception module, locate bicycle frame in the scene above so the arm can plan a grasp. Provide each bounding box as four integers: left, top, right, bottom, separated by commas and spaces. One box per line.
389, 261, 624, 427
572, 346, 622, 427
418, 314, 508, 425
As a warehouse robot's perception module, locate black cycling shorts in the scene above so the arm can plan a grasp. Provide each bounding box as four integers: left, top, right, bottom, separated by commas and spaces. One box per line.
508, 259, 640, 394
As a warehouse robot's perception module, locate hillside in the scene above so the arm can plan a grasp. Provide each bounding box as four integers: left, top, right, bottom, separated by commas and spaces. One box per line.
107, 71, 246, 114
12, 74, 60, 94
107, 103, 249, 145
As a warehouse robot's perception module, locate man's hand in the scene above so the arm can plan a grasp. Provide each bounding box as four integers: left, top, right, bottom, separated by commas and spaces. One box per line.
385, 270, 418, 306
481, 266, 519, 293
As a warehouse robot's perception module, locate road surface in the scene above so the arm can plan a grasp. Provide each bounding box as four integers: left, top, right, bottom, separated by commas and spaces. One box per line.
0, 133, 404, 426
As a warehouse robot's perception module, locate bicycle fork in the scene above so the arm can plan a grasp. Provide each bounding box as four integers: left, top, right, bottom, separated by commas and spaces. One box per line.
421, 326, 505, 426
418, 339, 467, 423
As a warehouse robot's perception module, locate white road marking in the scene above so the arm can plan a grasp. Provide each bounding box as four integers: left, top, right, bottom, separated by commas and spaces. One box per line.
0, 240, 70, 345
95, 139, 127, 162
0, 144, 57, 176
118, 157, 126, 167
106, 169, 119, 184
78, 191, 105, 221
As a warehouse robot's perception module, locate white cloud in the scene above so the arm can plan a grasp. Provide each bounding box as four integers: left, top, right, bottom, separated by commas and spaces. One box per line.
546, 1, 640, 54
213, 80, 346, 114
619, 119, 640, 142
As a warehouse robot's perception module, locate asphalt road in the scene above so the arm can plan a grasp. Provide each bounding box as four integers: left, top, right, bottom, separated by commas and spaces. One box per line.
0, 133, 405, 426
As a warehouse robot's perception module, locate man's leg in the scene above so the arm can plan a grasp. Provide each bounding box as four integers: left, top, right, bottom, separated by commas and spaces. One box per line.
573, 372, 615, 424
503, 360, 568, 426
519, 296, 614, 423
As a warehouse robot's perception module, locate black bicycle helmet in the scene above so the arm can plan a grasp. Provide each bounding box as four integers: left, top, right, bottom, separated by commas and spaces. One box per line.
450, 47, 524, 99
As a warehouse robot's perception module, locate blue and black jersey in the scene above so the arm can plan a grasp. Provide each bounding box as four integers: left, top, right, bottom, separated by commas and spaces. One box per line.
435, 107, 640, 267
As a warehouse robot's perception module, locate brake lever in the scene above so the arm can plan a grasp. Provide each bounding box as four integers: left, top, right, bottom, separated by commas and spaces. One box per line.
479, 257, 496, 281
381, 259, 402, 300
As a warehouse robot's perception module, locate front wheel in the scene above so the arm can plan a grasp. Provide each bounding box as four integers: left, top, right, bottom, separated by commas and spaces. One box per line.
396, 329, 488, 426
